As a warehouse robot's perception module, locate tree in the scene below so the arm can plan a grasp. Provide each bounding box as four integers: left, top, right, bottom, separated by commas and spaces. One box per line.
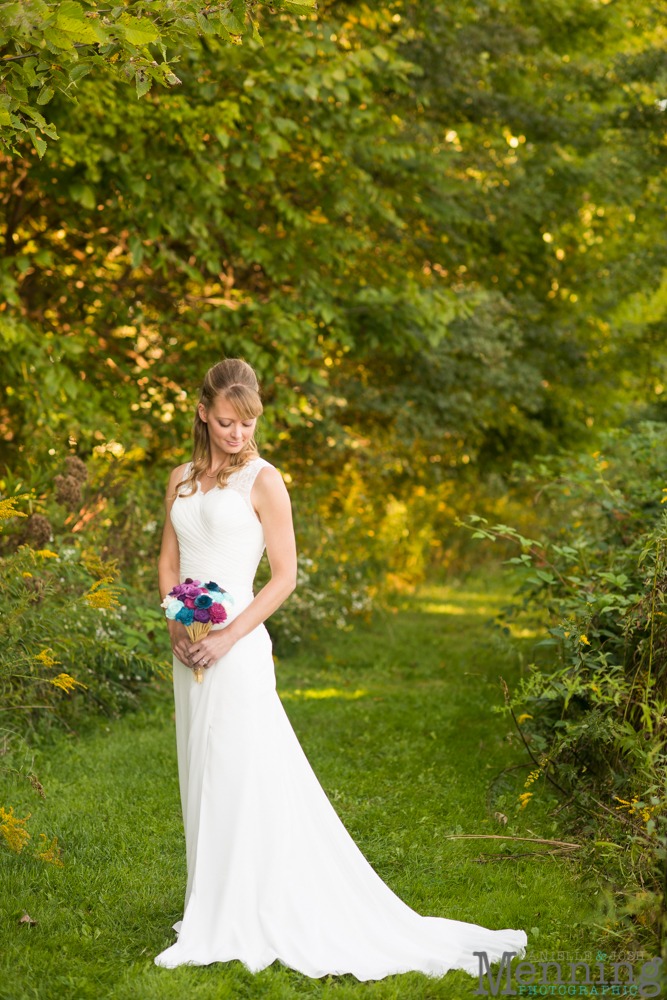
2, 0, 667, 582
0, 0, 314, 155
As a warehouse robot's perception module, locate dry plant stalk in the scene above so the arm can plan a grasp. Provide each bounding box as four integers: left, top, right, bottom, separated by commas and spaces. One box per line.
185, 621, 211, 683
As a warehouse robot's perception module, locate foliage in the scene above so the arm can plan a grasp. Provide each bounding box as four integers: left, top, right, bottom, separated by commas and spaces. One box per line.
459, 422, 667, 949
0, 804, 63, 866
0, 0, 315, 156
257, 552, 372, 651
2, 0, 667, 593
0, 542, 164, 736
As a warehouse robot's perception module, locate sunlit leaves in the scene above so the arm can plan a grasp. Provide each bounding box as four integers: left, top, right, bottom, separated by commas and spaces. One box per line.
0, 0, 316, 156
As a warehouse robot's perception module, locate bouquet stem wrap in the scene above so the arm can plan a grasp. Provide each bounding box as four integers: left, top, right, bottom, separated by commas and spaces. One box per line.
186, 621, 211, 683
161, 579, 234, 685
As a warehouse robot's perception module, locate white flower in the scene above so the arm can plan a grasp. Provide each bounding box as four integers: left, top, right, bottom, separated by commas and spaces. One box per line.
211, 591, 235, 610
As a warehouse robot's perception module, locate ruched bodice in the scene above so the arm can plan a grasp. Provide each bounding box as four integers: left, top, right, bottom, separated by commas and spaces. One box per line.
170, 458, 271, 595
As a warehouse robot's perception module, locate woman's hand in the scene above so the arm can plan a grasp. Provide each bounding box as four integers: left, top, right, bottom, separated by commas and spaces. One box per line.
188, 628, 238, 670
168, 620, 193, 667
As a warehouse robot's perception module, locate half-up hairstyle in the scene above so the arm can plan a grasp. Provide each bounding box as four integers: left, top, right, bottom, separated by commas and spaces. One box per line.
177, 359, 263, 497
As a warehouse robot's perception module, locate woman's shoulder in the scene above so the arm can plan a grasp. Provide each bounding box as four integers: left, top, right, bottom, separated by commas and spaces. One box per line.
167, 462, 193, 489
251, 456, 276, 473
171, 461, 192, 478
228, 456, 282, 495
250, 458, 288, 494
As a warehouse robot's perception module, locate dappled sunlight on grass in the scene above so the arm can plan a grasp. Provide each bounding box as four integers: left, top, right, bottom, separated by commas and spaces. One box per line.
423, 602, 492, 616
415, 578, 545, 641
280, 687, 369, 701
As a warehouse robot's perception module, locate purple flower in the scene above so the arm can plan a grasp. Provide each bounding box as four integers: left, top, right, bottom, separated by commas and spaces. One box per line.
194, 607, 211, 623
181, 584, 204, 599
184, 578, 193, 584
194, 594, 213, 609
176, 606, 194, 625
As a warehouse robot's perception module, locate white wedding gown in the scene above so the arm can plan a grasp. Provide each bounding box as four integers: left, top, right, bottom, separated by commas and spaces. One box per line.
155, 457, 527, 979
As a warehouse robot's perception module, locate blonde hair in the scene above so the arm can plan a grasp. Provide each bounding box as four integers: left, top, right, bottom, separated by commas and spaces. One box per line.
177, 359, 263, 497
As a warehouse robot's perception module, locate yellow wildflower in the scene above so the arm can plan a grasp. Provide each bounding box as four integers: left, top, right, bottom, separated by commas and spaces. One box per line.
517, 713, 533, 724
524, 768, 542, 788
580, 635, 590, 645
35, 649, 60, 670
0, 807, 31, 853
22, 572, 33, 578
84, 578, 121, 610
0, 495, 28, 530
50, 673, 87, 693
36, 834, 64, 868
662, 489, 667, 504
36, 549, 59, 559
518, 792, 533, 810
81, 550, 119, 580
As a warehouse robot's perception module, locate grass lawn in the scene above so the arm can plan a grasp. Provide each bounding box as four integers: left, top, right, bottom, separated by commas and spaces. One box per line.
1, 577, 606, 1000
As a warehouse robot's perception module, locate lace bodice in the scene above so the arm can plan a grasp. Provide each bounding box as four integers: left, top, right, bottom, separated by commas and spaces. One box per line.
170, 457, 273, 593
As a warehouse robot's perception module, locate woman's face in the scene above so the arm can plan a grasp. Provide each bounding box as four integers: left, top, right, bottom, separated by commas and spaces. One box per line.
199, 396, 257, 458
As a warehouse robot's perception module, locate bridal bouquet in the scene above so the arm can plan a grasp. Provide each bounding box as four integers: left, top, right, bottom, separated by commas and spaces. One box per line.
161, 579, 234, 683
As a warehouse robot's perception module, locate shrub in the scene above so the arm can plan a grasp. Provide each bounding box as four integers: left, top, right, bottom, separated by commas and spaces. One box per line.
0, 543, 163, 738
459, 422, 667, 950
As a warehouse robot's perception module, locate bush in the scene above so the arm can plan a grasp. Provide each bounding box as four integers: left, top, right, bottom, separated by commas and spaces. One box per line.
0, 541, 164, 738
459, 422, 667, 951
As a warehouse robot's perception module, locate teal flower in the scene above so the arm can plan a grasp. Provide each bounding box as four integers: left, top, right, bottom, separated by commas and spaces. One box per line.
176, 606, 195, 626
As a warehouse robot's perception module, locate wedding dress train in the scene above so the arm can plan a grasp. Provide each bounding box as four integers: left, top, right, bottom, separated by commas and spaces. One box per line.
154, 457, 527, 979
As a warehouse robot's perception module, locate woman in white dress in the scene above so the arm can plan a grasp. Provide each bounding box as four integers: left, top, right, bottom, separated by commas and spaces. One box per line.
155, 358, 527, 979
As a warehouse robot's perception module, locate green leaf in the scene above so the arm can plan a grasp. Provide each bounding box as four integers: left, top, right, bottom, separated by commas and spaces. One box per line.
129, 235, 144, 267
43, 26, 77, 50
36, 86, 54, 105
69, 183, 95, 209
6, 84, 28, 103
278, 0, 317, 13
56, 1, 99, 43
69, 64, 91, 83
122, 15, 159, 47
251, 19, 263, 45
135, 70, 151, 99
219, 9, 245, 34
196, 12, 216, 36
26, 128, 46, 158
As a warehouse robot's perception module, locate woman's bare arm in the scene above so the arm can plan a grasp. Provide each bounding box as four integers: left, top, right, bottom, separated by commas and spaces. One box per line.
189, 466, 296, 667
158, 464, 194, 667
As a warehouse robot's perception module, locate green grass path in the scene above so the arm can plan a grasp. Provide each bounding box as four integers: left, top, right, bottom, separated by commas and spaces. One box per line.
1, 580, 604, 1000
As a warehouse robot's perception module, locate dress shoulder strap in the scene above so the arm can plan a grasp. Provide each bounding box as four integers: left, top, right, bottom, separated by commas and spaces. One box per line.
174, 461, 195, 497
227, 457, 273, 516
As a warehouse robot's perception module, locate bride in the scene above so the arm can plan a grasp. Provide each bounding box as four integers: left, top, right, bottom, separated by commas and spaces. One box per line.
155, 358, 527, 979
